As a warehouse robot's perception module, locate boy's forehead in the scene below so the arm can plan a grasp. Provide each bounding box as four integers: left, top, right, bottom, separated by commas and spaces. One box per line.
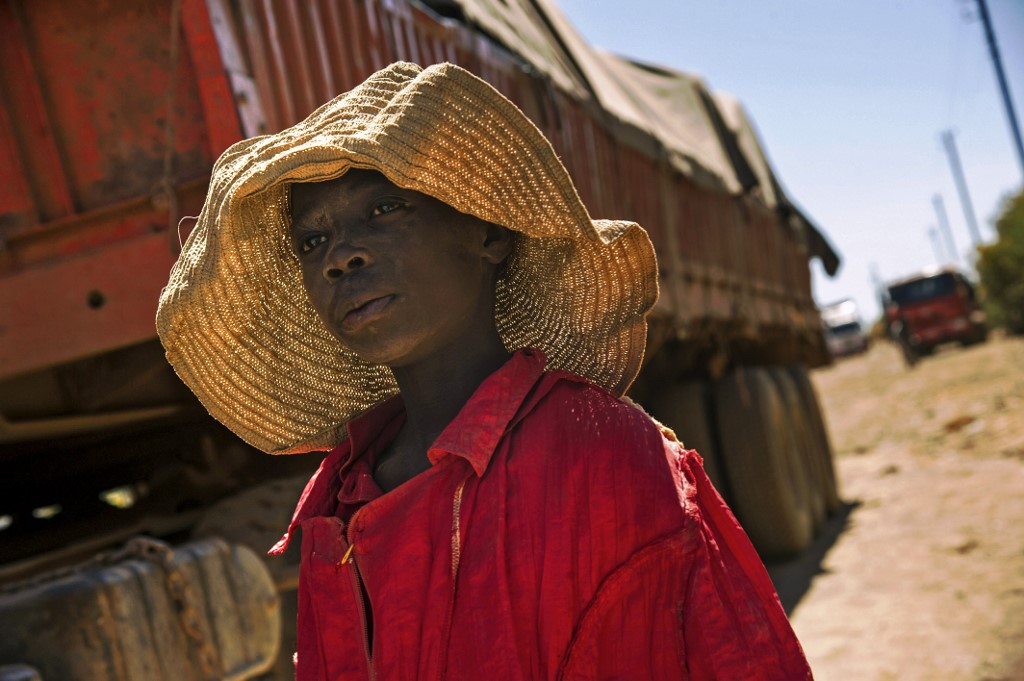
290, 169, 388, 212
291, 170, 423, 215
288, 168, 465, 223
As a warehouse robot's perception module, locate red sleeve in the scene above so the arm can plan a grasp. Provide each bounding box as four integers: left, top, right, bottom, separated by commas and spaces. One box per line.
554, 445, 813, 681
680, 448, 813, 680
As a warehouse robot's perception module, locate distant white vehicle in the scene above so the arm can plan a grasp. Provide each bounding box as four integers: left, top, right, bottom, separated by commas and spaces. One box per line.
820, 299, 870, 358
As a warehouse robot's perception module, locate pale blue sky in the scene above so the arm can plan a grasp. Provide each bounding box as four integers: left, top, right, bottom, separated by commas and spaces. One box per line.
557, 0, 1024, 322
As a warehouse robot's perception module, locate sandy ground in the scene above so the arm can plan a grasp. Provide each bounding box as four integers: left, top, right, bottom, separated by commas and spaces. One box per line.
768, 333, 1024, 681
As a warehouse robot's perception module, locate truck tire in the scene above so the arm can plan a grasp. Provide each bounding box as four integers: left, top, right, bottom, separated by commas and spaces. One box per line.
961, 325, 988, 346
786, 365, 841, 514
191, 474, 313, 681
648, 380, 729, 504
769, 369, 826, 532
900, 342, 919, 368
712, 367, 813, 559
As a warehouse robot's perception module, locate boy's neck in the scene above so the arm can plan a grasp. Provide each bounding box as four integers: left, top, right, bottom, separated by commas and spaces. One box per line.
393, 332, 511, 450
376, 330, 511, 490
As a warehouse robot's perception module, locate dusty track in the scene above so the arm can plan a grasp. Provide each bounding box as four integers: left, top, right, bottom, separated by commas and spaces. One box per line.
769, 333, 1024, 680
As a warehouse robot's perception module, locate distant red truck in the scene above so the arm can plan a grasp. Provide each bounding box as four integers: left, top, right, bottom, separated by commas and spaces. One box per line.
886, 268, 988, 365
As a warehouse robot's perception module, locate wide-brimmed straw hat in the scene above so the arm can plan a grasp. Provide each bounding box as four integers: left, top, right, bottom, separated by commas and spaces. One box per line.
157, 62, 658, 454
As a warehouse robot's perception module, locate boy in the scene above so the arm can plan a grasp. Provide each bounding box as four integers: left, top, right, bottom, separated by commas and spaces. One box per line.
158, 62, 812, 680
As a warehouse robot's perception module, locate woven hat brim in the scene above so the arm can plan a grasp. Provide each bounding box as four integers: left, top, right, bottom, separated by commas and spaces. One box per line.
157, 62, 658, 454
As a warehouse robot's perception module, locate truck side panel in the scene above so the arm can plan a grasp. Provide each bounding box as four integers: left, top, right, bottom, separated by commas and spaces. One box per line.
0, 0, 240, 378
0, 0, 824, 392
214, 0, 821, 357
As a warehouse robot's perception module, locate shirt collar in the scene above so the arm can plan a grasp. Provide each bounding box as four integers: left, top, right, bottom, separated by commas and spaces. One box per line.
270, 396, 405, 553
427, 348, 548, 476
271, 349, 548, 552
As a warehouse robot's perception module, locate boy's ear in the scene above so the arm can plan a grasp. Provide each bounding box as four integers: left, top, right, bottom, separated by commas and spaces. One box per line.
481, 222, 514, 265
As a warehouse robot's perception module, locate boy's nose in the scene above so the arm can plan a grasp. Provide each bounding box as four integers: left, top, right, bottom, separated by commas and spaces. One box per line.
323, 243, 371, 282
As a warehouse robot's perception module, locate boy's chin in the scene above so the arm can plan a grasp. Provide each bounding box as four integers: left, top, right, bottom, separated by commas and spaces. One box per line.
338, 335, 432, 370
332, 318, 482, 371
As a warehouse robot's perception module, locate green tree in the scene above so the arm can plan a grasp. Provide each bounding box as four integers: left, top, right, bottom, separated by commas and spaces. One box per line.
977, 188, 1024, 334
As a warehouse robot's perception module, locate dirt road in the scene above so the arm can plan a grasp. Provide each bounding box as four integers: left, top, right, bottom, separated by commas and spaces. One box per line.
769, 333, 1024, 680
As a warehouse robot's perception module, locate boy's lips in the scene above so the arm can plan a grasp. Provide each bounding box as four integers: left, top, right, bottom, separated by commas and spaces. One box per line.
340, 295, 395, 332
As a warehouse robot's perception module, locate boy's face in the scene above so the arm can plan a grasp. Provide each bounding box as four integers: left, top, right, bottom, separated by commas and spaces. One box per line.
289, 170, 507, 368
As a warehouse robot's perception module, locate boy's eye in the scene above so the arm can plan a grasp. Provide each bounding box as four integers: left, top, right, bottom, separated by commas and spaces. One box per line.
298, 234, 327, 254
371, 200, 404, 217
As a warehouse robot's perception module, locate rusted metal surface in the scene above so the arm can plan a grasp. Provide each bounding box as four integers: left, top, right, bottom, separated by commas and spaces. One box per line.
0, 230, 190, 379
181, 0, 246, 155
0, 0, 823, 385
0, 1, 211, 222
0, 1, 74, 225
0, 538, 279, 681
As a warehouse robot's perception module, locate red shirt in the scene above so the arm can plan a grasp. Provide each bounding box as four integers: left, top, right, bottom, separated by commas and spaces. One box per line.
273, 350, 813, 680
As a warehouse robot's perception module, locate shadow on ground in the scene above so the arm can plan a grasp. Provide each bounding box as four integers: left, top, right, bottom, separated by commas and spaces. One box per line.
766, 500, 861, 615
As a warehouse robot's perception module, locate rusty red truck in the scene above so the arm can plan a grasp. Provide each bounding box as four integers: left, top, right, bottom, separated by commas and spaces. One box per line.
0, 1, 840, 678
886, 267, 988, 366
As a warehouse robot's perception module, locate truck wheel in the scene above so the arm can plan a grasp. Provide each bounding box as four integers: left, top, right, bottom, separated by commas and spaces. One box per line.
712, 368, 813, 559
191, 473, 313, 681
770, 369, 826, 531
899, 340, 919, 367
961, 326, 988, 346
786, 365, 841, 514
648, 380, 730, 504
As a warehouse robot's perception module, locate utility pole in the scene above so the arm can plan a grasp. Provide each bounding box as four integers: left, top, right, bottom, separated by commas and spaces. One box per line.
940, 131, 983, 247
869, 262, 884, 294
869, 262, 888, 321
931, 193, 961, 264
928, 227, 946, 265
974, 0, 1024, 180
